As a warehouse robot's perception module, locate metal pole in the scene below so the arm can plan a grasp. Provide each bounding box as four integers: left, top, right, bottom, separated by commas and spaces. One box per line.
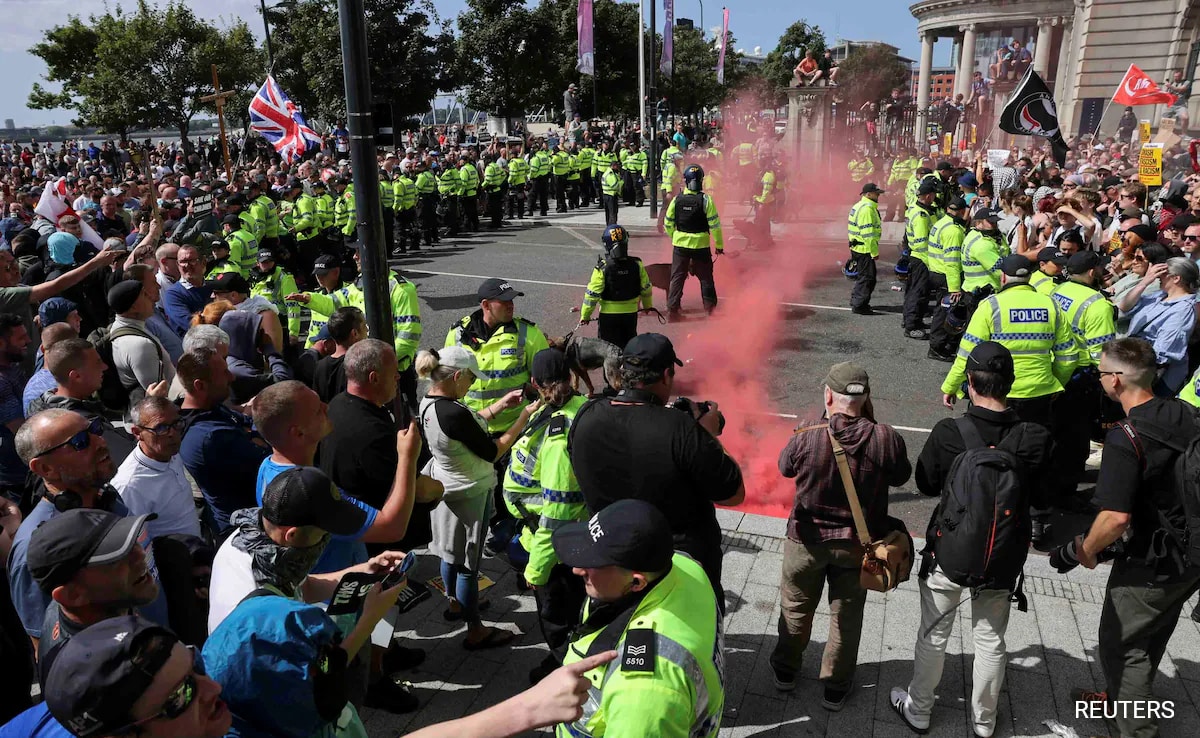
337, 0, 392, 346
259, 0, 275, 70
638, 0, 647, 141
697, 0, 703, 38
649, 0, 658, 218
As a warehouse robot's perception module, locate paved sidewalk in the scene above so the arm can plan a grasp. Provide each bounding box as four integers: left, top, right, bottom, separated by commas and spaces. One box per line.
360, 510, 1200, 738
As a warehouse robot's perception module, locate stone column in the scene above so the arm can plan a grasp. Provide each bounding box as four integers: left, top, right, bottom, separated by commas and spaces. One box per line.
915, 32, 936, 147
1033, 17, 1055, 77
956, 24, 978, 99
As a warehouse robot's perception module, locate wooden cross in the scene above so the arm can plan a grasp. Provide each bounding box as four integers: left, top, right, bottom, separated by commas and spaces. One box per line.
199, 64, 236, 180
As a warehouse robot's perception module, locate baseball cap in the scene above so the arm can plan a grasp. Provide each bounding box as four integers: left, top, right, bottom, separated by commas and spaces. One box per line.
917, 181, 940, 196
946, 197, 968, 212
209, 238, 230, 252
312, 324, 332, 342
997, 254, 1033, 277
957, 172, 978, 188
551, 500, 673, 571
106, 280, 145, 314
27, 509, 158, 593
1065, 250, 1103, 275
1036, 246, 1066, 265
256, 249, 275, 263
936, 161, 953, 171
531, 348, 570, 384
43, 615, 178, 738
261, 466, 367, 536
1101, 175, 1123, 189
972, 208, 1001, 224
38, 296, 79, 327
823, 361, 870, 395
966, 341, 1015, 381
431, 346, 480, 377
221, 214, 241, 226
477, 278, 523, 301
860, 182, 884, 195
204, 272, 250, 294
313, 254, 340, 274
621, 333, 683, 372
1119, 207, 1144, 220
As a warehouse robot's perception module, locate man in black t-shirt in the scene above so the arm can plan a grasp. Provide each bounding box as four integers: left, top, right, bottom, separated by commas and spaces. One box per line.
1067, 337, 1200, 738
568, 333, 744, 605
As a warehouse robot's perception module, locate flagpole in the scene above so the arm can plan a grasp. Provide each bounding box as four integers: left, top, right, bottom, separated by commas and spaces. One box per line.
638, 0, 647, 140
1091, 99, 1114, 139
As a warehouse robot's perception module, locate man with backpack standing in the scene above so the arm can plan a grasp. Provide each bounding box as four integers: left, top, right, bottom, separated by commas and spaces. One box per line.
1060, 337, 1200, 738
891, 342, 1053, 738
772, 362, 910, 712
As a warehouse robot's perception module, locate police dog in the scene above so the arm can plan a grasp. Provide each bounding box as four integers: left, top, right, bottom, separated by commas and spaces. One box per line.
548, 333, 622, 396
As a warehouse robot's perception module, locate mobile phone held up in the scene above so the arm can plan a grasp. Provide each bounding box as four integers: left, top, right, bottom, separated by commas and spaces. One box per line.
379, 552, 416, 590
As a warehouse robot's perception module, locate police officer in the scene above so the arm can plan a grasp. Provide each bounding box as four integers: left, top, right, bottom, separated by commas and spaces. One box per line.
600, 157, 623, 226
847, 183, 884, 315
205, 235, 238, 278
502, 348, 590, 684
664, 164, 723, 321
848, 149, 875, 183
623, 141, 647, 207
592, 141, 614, 210
482, 152, 505, 228
286, 249, 423, 408
960, 209, 1009, 294
903, 181, 938, 340
250, 249, 301, 346
752, 156, 777, 245
576, 140, 596, 207
414, 159, 439, 248
506, 144, 528, 220
393, 166, 418, 254
657, 151, 684, 234
552, 145, 572, 213
580, 225, 653, 350
378, 167, 396, 254
1030, 247, 1066, 295
446, 278, 551, 546
529, 143, 552, 217
1048, 251, 1116, 520
288, 179, 320, 278
459, 155, 481, 232
220, 213, 258, 278
249, 177, 280, 251
438, 160, 461, 236
940, 254, 1077, 427
926, 198, 969, 361
552, 500, 725, 738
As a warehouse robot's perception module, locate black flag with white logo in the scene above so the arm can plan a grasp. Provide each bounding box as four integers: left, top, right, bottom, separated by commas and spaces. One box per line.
999, 67, 1069, 166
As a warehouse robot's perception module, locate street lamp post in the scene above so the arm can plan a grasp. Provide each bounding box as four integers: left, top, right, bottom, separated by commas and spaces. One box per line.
696, 0, 704, 39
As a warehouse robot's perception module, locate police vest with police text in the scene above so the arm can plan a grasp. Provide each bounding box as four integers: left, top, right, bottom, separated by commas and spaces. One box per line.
601, 256, 642, 302
672, 193, 710, 233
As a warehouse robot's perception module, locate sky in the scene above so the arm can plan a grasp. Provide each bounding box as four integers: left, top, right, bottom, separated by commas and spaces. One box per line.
1, 0, 948, 127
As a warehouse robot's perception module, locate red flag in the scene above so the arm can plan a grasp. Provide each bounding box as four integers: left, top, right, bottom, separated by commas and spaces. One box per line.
1112, 64, 1178, 106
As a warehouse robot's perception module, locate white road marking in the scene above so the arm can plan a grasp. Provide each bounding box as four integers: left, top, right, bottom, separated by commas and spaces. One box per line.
783, 302, 852, 312
560, 226, 598, 247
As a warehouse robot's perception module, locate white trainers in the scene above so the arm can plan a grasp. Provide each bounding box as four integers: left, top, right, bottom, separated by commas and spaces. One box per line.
889, 687, 930, 735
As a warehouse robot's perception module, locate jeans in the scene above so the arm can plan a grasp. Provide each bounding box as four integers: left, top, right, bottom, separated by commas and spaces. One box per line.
770, 538, 865, 690
1098, 559, 1200, 738
440, 559, 482, 626
905, 565, 1012, 738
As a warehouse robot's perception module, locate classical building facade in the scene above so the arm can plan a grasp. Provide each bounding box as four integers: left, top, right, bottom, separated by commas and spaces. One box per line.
910, 0, 1200, 145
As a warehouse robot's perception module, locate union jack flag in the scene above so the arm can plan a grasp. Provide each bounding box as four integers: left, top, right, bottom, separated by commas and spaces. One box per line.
248, 76, 321, 165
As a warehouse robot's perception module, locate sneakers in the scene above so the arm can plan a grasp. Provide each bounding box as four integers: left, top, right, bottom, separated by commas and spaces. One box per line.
889, 687, 930, 734
770, 663, 796, 693
926, 347, 955, 362
822, 682, 854, 711
905, 328, 929, 340
851, 305, 877, 316
365, 678, 419, 714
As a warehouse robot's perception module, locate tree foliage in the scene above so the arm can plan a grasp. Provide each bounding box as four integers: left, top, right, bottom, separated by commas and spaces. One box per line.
760, 20, 826, 105
28, 1, 261, 140
837, 45, 911, 109
266, 0, 456, 126
660, 27, 748, 118
454, 0, 557, 119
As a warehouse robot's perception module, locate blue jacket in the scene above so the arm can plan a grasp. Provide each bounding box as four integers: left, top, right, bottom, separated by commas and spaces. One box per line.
161, 281, 212, 337
179, 405, 270, 533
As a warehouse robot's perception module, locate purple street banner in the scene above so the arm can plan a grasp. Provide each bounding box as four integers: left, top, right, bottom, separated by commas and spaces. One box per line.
716, 7, 729, 84
577, 0, 594, 76
661, 0, 674, 77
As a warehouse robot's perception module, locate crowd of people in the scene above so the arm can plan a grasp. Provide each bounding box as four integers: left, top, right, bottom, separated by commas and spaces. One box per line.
0, 90, 1197, 738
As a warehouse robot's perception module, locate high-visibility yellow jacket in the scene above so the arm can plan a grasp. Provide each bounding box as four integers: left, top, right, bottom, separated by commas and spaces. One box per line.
665, 192, 723, 251
905, 202, 935, 265
1050, 280, 1117, 367
848, 196, 881, 257
581, 255, 652, 320
445, 313, 550, 432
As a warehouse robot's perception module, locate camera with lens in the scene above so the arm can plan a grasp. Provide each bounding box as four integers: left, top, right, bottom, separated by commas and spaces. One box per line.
670, 397, 725, 435
1048, 534, 1127, 574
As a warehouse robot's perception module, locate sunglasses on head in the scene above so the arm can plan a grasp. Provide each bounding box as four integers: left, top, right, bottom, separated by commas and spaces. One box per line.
35, 417, 103, 458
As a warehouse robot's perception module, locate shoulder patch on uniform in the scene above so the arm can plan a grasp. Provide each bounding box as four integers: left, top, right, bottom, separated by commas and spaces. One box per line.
548, 415, 568, 436
622, 628, 656, 673
518, 316, 538, 326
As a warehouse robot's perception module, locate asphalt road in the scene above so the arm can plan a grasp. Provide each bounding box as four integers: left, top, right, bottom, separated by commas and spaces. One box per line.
381, 207, 974, 537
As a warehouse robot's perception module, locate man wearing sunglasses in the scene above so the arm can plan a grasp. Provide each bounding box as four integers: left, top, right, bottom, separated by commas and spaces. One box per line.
111, 397, 199, 540
7, 409, 168, 653
26, 509, 161, 673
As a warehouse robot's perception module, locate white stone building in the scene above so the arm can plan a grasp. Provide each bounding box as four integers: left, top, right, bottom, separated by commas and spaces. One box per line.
910, 0, 1200, 143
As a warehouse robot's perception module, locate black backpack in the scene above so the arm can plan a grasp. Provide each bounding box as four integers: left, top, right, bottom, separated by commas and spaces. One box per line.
928, 416, 1032, 593
87, 323, 162, 413
1117, 407, 1200, 569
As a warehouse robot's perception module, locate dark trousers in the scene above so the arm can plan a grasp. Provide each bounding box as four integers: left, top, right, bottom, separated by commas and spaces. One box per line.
1052, 368, 1102, 500
927, 270, 954, 351
902, 257, 931, 330
534, 564, 587, 663
487, 189, 503, 227
530, 177, 549, 216
566, 179, 580, 210
849, 251, 877, 310
417, 195, 438, 245
597, 311, 638, 351
1099, 559, 1200, 738
441, 195, 460, 235
381, 208, 395, 253
1007, 393, 1056, 428
579, 174, 594, 206
603, 194, 619, 225
554, 175, 569, 212
507, 185, 526, 218
667, 246, 717, 312
396, 208, 416, 251
462, 194, 479, 231
623, 171, 638, 205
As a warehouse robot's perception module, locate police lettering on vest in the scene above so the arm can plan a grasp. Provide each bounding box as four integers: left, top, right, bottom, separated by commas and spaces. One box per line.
601, 257, 641, 302
673, 194, 710, 233
1008, 308, 1049, 323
